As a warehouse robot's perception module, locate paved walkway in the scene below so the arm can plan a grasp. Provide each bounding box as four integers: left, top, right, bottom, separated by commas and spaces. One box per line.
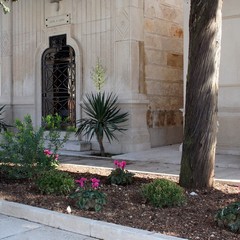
60, 144, 240, 182
0, 214, 95, 240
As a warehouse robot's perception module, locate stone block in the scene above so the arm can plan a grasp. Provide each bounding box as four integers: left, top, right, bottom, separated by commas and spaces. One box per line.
161, 0, 183, 9
145, 49, 166, 65
149, 126, 183, 147
147, 109, 183, 128
167, 53, 183, 68
157, 5, 183, 24
144, 18, 155, 33
144, 33, 163, 49
170, 25, 183, 38
162, 37, 183, 53
145, 65, 183, 81
148, 95, 183, 110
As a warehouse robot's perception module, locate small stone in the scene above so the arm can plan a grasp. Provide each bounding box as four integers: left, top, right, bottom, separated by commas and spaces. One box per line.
190, 192, 198, 196
66, 206, 71, 214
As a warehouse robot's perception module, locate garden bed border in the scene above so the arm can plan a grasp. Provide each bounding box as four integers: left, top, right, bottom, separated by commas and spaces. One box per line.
0, 200, 185, 240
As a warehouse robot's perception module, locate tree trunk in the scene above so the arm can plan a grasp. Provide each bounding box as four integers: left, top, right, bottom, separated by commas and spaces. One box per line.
179, 0, 223, 188
97, 136, 105, 157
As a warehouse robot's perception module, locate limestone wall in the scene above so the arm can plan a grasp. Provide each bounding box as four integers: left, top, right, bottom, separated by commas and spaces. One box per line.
0, 9, 13, 123
217, 0, 240, 154
0, 0, 184, 153
183, 0, 240, 154
144, 0, 184, 147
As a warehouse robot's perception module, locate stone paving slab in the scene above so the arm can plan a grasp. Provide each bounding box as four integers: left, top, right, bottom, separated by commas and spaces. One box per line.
0, 214, 95, 240
0, 214, 41, 239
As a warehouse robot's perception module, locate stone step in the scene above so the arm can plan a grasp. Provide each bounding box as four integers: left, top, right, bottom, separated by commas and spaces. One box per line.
61, 140, 91, 152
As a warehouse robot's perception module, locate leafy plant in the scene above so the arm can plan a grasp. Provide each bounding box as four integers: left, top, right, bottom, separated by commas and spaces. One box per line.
42, 113, 63, 130
0, 115, 61, 179
141, 179, 186, 208
0, 105, 11, 132
45, 129, 69, 154
215, 201, 240, 233
69, 177, 106, 212
36, 170, 75, 195
42, 113, 70, 153
107, 160, 134, 185
76, 92, 129, 156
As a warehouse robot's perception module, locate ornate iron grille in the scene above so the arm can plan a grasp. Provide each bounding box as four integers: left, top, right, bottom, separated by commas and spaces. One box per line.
42, 35, 76, 127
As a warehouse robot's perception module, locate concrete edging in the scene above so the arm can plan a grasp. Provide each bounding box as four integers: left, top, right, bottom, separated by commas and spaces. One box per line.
0, 200, 186, 240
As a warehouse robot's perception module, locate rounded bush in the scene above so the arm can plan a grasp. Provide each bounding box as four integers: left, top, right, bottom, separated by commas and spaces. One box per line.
141, 179, 186, 208
36, 170, 75, 195
215, 201, 240, 233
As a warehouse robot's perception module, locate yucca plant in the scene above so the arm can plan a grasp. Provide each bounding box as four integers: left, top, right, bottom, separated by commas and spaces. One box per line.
0, 105, 11, 132
76, 92, 129, 156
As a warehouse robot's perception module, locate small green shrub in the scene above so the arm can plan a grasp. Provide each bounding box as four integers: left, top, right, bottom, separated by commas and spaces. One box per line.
0, 115, 54, 179
0, 115, 68, 179
70, 177, 107, 212
45, 129, 69, 154
42, 113, 62, 130
141, 179, 186, 208
36, 170, 75, 195
107, 160, 134, 185
42, 113, 75, 132
215, 201, 240, 233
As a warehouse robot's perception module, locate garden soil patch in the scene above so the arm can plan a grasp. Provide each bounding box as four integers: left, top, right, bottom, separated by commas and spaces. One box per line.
0, 164, 239, 240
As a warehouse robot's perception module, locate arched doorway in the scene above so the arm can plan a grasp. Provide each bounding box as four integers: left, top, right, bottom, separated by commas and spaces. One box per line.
41, 34, 76, 128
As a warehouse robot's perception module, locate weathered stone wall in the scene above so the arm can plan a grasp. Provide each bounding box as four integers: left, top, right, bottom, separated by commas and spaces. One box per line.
144, 0, 184, 146
0, 0, 184, 152
217, 0, 240, 154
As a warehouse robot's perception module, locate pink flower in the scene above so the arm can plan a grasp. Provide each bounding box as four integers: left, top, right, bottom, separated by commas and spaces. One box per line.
120, 161, 126, 170
55, 154, 59, 161
44, 149, 50, 155
114, 160, 119, 166
91, 178, 100, 189
113, 160, 126, 170
75, 177, 87, 188
44, 149, 52, 157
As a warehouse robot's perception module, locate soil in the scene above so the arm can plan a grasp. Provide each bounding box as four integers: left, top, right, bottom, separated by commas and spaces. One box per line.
0, 164, 239, 240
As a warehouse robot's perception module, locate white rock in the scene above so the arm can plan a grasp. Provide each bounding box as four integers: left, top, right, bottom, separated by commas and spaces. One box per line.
190, 192, 198, 196
66, 206, 72, 214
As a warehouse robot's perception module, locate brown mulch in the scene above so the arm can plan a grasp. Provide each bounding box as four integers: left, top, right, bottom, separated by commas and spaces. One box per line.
0, 164, 239, 240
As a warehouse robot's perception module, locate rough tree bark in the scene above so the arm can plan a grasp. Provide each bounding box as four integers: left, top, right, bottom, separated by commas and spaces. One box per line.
179, 0, 223, 188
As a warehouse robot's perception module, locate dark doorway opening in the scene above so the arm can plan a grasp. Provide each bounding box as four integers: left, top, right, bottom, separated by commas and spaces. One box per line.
42, 34, 76, 129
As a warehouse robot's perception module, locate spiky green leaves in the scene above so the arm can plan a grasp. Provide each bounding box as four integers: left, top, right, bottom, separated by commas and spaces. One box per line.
76, 92, 129, 155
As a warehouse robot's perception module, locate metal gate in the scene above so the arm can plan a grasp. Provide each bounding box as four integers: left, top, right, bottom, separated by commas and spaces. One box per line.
41, 34, 76, 127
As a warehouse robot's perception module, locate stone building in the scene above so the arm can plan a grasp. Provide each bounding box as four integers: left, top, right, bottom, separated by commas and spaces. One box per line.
184, 0, 240, 155
0, 0, 183, 154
